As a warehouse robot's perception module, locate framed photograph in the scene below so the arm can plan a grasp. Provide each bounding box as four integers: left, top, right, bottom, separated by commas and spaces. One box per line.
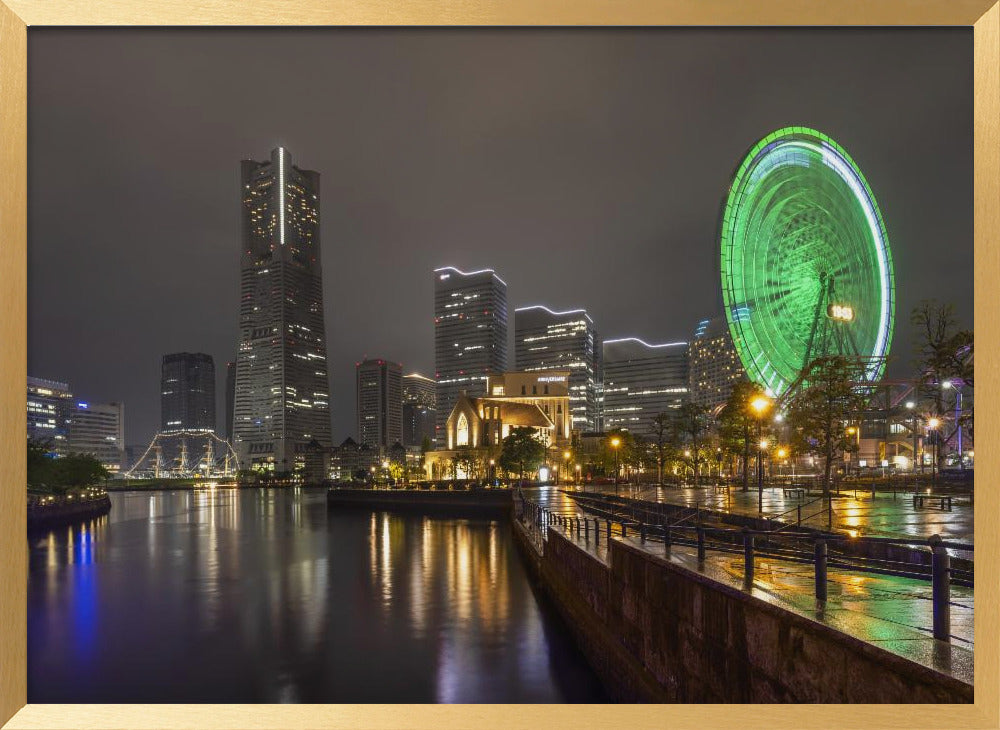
2, 1, 997, 728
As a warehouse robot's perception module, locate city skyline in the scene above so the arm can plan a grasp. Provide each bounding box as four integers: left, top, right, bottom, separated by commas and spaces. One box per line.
27, 28, 973, 446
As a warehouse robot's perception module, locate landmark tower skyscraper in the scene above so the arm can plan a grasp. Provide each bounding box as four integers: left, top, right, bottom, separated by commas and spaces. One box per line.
232, 147, 332, 474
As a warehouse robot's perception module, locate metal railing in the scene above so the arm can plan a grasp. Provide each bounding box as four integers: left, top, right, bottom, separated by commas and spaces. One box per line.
514, 493, 972, 644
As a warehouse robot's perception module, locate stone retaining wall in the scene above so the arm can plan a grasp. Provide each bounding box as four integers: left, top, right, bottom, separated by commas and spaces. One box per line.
512, 517, 973, 703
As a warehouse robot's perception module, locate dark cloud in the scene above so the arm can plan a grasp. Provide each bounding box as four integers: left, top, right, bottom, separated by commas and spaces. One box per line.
27, 28, 973, 446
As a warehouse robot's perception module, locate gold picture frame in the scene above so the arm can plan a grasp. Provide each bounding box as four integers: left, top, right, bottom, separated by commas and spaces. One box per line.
1, 1, 997, 727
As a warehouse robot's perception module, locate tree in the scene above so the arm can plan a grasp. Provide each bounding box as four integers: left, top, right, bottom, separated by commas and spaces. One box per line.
672, 403, 709, 483
716, 381, 766, 492
599, 429, 644, 483
911, 300, 974, 463
786, 356, 869, 495
27, 438, 54, 488
27, 439, 109, 494
649, 413, 672, 485
499, 427, 546, 483
453, 447, 474, 481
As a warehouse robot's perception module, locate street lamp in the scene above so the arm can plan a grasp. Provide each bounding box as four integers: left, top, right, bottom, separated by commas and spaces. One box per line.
489, 458, 496, 486
610, 436, 621, 498
563, 450, 571, 485
575, 463, 581, 485
846, 426, 858, 477
776, 447, 787, 478
750, 394, 772, 514
905, 400, 918, 474
943, 380, 965, 470
928, 417, 941, 486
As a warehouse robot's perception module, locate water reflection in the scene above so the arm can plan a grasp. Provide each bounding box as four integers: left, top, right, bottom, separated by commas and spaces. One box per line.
28, 489, 605, 703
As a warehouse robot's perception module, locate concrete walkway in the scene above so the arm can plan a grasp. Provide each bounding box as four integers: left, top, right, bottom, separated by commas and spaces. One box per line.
520, 486, 974, 686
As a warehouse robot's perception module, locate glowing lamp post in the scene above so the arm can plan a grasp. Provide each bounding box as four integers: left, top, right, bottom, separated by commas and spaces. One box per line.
489, 458, 496, 486
563, 450, 571, 485
943, 380, 965, 470
750, 395, 772, 514
610, 436, 621, 498
846, 426, 858, 476
905, 400, 918, 473
928, 417, 941, 487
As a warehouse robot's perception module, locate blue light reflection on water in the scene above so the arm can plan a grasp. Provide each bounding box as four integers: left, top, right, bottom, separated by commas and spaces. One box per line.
28, 489, 607, 703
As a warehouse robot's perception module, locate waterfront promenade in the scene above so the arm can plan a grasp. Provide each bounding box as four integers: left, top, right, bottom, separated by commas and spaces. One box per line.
569, 481, 974, 543
520, 486, 973, 688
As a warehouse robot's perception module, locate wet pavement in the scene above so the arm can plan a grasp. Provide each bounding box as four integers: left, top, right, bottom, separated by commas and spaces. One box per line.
520, 486, 974, 686
566, 482, 974, 543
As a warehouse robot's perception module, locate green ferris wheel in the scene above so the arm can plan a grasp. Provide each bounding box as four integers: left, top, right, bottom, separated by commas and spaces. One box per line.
720, 127, 895, 398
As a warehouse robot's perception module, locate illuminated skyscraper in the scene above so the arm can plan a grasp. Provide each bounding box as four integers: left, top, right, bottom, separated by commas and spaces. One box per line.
602, 338, 688, 432
433, 267, 508, 441
68, 401, 125, 473
232, 147, 331, 475
688, 316, 747, 410
27, 376, 73, 455
161, 352, 216, 433
402, 372, 436, 447
356, 359, 402, 449
514, 305, 601, 432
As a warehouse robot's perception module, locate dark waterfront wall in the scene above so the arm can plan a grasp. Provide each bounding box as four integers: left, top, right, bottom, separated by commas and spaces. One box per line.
513, 519, 973, 703
27, 494, 111, 531
326, 487, 512, 516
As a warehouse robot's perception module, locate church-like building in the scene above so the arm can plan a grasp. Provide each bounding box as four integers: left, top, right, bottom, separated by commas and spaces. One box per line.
424, 371, 573, 480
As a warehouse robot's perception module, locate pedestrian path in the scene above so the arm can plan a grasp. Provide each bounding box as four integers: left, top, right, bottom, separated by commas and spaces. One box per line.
572, 482, 974, 543
519, 486, 974, 686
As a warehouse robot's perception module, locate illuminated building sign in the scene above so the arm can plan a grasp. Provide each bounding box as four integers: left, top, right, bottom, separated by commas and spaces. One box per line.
537, 376, 567, 383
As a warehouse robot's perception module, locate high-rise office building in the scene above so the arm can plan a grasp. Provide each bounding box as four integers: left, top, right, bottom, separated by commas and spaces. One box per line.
515, 305, 601, 432
688, 316, 747, 410
225, 360, 236, 442
433, 267, 508, 442
27, 376, 74, 455
161, 353, 216, 433
402, 372, 436, 447
67, 401, 124, 473
602, 338, 689, 433
232, 147, 332, 475
356, 359, 402, 449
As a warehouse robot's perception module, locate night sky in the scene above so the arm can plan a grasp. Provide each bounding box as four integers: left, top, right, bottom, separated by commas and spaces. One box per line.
27, 28, 973, 448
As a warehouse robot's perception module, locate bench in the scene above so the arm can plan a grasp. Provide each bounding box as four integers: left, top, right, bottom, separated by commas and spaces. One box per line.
782, 487, 805, 500
913, 493, 952, 510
